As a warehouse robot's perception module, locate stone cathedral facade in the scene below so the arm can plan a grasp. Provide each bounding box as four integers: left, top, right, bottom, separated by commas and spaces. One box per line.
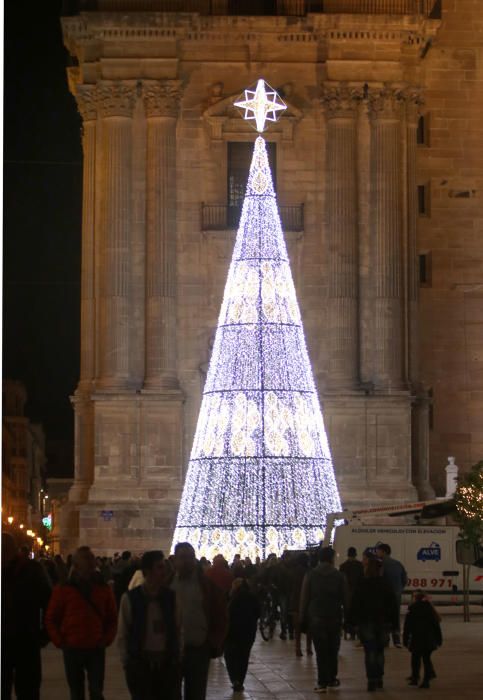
59, 0, 483, 554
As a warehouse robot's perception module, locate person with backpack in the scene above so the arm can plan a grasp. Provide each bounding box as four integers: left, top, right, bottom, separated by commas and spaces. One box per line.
403, 591, 442, 689
45, 546, 118, 700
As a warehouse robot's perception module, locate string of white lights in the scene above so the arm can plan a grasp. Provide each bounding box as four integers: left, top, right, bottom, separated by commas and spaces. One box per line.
172, 94, 341, 560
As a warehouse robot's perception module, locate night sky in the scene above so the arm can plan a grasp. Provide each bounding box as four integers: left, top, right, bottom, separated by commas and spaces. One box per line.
3, 1, 82, 476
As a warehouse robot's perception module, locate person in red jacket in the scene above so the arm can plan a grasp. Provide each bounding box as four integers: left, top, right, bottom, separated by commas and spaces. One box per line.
205, 554, 233, 597
45, 546, 117, 700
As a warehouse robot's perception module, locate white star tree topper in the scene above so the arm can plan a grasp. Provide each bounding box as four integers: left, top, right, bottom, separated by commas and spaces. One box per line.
234, 79, 286, 132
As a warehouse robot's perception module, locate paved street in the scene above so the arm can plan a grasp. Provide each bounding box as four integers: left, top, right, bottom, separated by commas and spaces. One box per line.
40, 613, 483, 699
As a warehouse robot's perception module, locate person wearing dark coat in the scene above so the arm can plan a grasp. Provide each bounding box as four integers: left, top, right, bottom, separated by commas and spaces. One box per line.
403, 592, 442, 689
300, 547, 348, 692
223, 578, 260, 692
339, 547, 364, 640
348, 558, 399, 692
1, 532, 52, 700
170, 542, 228, 700
375, 543, 407, 647
118, 550, 181, 700
289, 552, 312, 657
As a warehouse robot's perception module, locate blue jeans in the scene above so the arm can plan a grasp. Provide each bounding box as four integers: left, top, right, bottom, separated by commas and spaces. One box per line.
358, 624, 388, 681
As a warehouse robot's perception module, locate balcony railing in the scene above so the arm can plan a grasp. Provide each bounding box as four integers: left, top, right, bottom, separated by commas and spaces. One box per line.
73, 1, 442, 19
202, 203, 304, 232
322, 0, 441, 15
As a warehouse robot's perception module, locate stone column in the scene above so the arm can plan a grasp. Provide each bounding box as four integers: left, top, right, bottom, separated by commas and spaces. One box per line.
96, 82, 136, 390
142, 80, 182, 390
322, 84, 362, 389
406, 89, 423, 386
368, 87, 405, 390
69, 395, 94, 503
75, 84, 97, 393
69, 84, 97, 503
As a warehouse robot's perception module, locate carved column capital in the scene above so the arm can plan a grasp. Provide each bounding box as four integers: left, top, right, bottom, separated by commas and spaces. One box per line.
97, 82, 137, 118
321, 83, 363, 119
403, 87, 425, 124
75, 84, 98, 122
368, 87, 404, 121
142, 80, 182, 119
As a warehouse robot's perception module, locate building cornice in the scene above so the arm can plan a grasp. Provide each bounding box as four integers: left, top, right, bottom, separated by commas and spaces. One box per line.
62, 12, 440, 59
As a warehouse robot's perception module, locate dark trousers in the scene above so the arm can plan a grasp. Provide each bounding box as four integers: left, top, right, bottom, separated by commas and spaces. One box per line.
224, 637, 255, 687
292, 612, 312, 654
124, 654, 180, 700
181, 644, 211, 700
279, 594, 293, 636
2, 643, 41, 700
411, 651, 434, 682
62, 648, 105, 700
391, 594, 402, 645
359, 624, 388, 682
311, 619, 341, 687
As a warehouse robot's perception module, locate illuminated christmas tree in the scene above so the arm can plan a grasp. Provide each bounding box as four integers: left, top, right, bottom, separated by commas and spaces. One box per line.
172, 80, 341, 560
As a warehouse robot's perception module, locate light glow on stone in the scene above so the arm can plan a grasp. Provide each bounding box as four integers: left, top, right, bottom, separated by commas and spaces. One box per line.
172, 134, 342, 560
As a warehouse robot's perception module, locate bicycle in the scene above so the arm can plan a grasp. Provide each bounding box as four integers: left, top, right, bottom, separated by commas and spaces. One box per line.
258, 584, 279, 641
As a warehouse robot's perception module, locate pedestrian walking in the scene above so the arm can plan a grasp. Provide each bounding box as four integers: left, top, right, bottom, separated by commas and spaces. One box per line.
375, 543, 407, 647
113, 551, 137, 607
340, 546, 364, 640
118, 550, 181, 699
299, 546, 348, 693
45, 545, 118, 700
403, 591, 442, 689
290, 552, 312, 657
275, 551, 294, 640
223, 578, 260, 692
1, 532, 51, 700
348, 557, 399, 692
170, 542, 227, 700
54, 553, 70, 584
205, 553, 233, 597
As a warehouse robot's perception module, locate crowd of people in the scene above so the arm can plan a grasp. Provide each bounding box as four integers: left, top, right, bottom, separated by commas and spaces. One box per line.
1, 532, 443, 699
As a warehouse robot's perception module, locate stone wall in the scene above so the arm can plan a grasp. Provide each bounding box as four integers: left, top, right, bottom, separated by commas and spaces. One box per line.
418, 0, 483, 492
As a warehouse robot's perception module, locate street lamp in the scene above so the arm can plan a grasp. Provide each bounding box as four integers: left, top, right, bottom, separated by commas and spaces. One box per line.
19, 524, 24, 529
7, 516, 14, 524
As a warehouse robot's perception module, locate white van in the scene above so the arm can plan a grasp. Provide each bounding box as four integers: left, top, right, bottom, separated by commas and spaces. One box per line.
333, 523, 483, 603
